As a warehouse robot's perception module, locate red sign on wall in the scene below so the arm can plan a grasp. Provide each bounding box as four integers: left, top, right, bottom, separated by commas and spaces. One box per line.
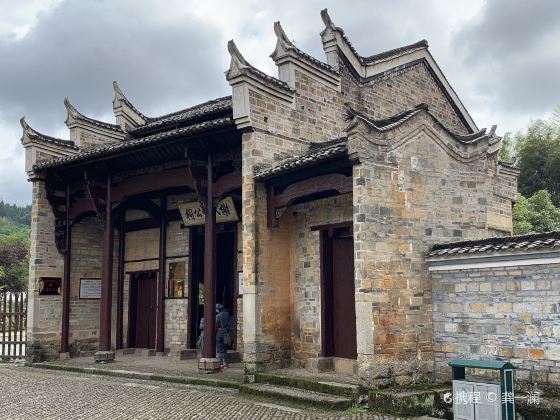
39, 277, 61, 295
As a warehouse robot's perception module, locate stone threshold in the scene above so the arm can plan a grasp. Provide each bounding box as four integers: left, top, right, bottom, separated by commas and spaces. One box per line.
31, 362, 241, 390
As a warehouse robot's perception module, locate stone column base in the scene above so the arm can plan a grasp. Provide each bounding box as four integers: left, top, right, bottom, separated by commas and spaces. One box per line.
198, 357, 222, 373
94, 350, 115, 363
59, 352, 71, 361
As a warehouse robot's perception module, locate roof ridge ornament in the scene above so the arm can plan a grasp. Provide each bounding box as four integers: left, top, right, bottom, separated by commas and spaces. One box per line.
113, 81, 126, 102
320, 9, 336, 31
64, 97, 81, 125
20, 116, 37, 139
20, 116, 78, 150
112, 80, 147, 128
228, 40, 249, 66
273, 21, 294, 49
226, 39, 250, 80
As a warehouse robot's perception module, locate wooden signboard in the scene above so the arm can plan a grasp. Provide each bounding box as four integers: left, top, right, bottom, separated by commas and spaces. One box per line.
178, 196, 239, 226
39, 277, 61, 295
79, 278, 102, 299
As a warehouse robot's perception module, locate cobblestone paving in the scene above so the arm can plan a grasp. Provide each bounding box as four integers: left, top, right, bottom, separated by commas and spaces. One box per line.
0, 364, 407, 420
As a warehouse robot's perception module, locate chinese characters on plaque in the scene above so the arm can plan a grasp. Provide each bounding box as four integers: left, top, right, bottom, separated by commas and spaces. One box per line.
178, 196, 239, 226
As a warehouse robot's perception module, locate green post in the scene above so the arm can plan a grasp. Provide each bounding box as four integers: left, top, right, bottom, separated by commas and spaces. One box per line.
500, 369, 515, 420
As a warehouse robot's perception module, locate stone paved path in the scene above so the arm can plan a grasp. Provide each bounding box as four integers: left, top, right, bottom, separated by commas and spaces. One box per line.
0, 364, 406, 420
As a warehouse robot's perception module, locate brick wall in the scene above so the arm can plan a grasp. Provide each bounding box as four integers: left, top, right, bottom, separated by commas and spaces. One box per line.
431, 261, 560, 385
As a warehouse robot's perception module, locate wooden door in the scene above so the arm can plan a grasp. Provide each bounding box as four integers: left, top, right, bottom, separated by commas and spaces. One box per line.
320, 225, 357, 359
128, 271, 157, 348
332, 235, 357, 359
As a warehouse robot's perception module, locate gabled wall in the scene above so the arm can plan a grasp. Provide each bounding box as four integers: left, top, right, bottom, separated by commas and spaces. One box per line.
227, 15, 516, 382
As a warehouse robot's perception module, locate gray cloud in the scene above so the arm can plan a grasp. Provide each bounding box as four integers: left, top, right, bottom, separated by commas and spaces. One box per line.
0, 0, 228, 129
0, 0, 557, 205
454, 0, 560, 113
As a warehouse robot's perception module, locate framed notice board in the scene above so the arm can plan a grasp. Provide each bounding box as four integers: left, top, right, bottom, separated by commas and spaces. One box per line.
79, 278, 101, 299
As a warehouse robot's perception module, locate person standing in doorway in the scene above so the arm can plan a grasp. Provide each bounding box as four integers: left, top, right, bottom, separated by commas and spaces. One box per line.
215, 303, 230, 369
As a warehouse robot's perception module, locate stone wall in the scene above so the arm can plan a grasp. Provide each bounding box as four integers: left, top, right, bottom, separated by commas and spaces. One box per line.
68, 215, 105, 356
27, 180, 66, 360
431, 260, 560, 385
349, 114, 501, 386
341, 61, 469, 135
232, 32, 515, 379
241, 126, 306, 371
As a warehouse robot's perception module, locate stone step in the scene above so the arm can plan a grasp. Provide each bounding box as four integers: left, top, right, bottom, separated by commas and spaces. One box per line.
239, 383, 353, 410
254, 372, 360, 398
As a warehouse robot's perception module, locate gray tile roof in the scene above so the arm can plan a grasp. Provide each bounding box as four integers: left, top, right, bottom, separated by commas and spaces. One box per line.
65, 98, 123, 133
320, 10, 428, 66
347, 103, 499, 145
362, 40, 429, 64
254, 138, 348, 180
226, 40, 294, 93
426, 231, 560, 258
33, 116, 233, 171
130, 96, 232, 134
20, 117, 79, 150
78, 114, 123, 132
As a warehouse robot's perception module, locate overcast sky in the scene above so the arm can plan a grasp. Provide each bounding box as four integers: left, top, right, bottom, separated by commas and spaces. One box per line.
1, 0, 558, 205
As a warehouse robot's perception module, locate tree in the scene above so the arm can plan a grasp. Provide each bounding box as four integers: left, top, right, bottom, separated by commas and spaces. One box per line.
0, 201, 31, 226
515, 118, 560, 206
513, 190, 560, 235
0, 218, 30, 292
498, 132, 514, 162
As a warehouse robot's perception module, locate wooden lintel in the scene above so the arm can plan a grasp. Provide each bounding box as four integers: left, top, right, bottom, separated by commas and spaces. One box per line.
213, 171, 242, 199
68, 168, 241, 223
267, 173, 352, 228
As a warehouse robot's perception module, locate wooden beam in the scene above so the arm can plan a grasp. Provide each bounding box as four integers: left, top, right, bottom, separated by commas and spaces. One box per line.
60, 183, 71, 354
202, 153, 217, 359
156, 195, 167, 353
267, 173, 352, 227
116, 210, 125, 350
98, 174, 114, 353
213, 171, 242, 199
68, 169, 242, 222
69, 167, 194, 220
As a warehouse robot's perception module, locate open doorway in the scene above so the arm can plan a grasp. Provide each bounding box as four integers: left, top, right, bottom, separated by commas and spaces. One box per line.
188, 224, 237, 349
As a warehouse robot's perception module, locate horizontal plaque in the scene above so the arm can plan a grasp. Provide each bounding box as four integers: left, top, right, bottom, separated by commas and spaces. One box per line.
178, 196, 239, 226
79, 278, 101, 299
39, 277, 61, 295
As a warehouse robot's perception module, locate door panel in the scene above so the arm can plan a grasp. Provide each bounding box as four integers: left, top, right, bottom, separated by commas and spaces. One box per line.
129, 271, 157, 349
332, 236, 357, 359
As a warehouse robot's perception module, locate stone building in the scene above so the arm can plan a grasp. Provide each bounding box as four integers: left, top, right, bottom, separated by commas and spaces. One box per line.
21, 10, 518, 385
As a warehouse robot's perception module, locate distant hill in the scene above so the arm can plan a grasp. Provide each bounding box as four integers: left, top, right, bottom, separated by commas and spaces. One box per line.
0, 201, 31, 227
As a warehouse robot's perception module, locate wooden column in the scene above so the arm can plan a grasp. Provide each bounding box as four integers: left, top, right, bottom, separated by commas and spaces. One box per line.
61, 183, 71, 354
116, 210, 125, 350
202, 153, 217, 359
97, 174, 114, 360
156, 195, 167, 353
